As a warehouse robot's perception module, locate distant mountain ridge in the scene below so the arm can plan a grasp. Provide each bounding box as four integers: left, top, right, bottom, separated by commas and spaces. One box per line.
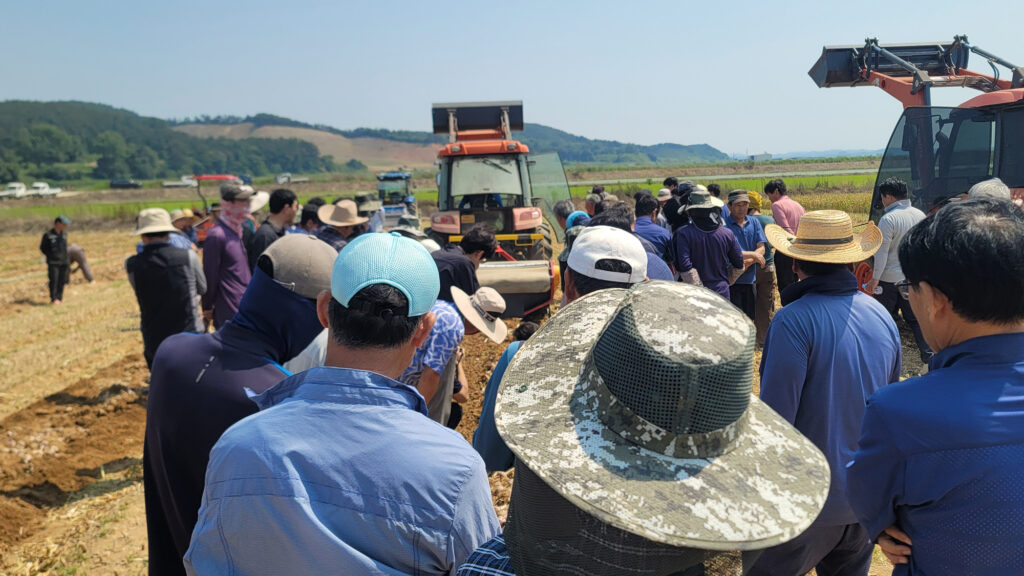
0, 101, 732, 185
175, 113, 731, 165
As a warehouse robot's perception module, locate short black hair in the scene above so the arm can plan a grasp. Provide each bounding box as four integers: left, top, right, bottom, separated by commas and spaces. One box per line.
553, 199, 575, 220
707, 183, 722, 198
460, 224, 497, 258
764, 179, 787, 196
513, 321, 539, 341
899, 198, 1024, 323
569, 259, 635, 296
634, 191, 659, 217
588, 203, 634, 232
595, 198, 621, 216
307, 196, 326, 208
878, 178, 909, 199
268, 188, 297, 214
793, 258, 851, 277
300, 206, 321, 227
328, 285, 422, 348
663, 177, 678, 188
141, 232, 170, 240
591, 185, 605, 195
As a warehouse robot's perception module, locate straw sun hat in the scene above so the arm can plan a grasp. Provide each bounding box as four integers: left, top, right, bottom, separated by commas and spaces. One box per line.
765, 210, 882, 264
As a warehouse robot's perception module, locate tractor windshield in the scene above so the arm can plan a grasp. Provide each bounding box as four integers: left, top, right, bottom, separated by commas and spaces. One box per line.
377, 178, 410, 203
872, 106, 995, 220
450, 156, 523, 209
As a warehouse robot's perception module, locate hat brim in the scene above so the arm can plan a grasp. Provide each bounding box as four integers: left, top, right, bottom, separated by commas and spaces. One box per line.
317, 204, 369, 227
132, 224, 180, 236
249, 191, 270, 212
392, 226, 427, 239
683, 196, 725, 213
495, 286, 830, 551
765, 221, 882, 264
451, 286, 508, 344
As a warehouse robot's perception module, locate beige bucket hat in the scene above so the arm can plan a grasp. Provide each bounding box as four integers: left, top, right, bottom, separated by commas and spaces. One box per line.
318, 199, 368, 227
495, 282, 830, 550
133, 208, 180, 236
451, 286, 508, 344
765, 209, 881, 264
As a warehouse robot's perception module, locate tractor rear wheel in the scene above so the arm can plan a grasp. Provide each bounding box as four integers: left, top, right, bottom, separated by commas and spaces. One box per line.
527, 221, 554, 260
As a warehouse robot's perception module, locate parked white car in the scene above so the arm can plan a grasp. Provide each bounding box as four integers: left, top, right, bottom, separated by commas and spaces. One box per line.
0, 182, 27, 199
29, 182, 62, 197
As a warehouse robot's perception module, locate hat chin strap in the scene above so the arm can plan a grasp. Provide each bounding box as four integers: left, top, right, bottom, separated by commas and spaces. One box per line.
582, 360, 749, 459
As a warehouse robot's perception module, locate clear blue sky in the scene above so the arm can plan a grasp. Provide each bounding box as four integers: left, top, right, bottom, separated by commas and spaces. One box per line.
2, 0, 1020, 155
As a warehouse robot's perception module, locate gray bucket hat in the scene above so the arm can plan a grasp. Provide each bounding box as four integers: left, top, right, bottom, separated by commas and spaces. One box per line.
495, 282, 829, 550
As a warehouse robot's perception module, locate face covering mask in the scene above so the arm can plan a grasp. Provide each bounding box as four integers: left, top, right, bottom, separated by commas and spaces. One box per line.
219, 201, 251, 237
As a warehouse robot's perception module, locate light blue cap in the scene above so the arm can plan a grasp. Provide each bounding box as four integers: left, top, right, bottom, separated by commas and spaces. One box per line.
565, 210, 590, 228
331, 232, 440, 317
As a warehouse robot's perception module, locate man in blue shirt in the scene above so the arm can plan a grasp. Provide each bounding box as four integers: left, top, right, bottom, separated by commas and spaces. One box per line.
753, 210, 901, 576
724, 190, 766, 320
472, 225, 647, 472
632, 190, 672, 261
185, 233, 500, 576
847, 198, 1024, 575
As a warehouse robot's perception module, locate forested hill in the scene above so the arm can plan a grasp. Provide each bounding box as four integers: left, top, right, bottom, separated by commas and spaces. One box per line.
0, 101, 333, 182
0, 101, 730, 183
179, 113, 731, 165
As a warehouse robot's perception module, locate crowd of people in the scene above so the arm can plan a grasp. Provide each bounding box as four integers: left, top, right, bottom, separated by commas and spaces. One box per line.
85, 174, 1023, 575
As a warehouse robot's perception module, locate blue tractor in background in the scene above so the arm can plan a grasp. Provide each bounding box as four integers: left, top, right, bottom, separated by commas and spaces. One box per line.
376, 171, 415, 229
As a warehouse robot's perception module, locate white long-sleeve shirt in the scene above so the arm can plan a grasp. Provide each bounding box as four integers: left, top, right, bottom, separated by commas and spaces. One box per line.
873, 199, 925, 283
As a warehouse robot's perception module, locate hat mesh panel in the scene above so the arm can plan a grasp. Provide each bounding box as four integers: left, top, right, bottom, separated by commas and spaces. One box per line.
505, 462, 753, 575
592, 296, 752, 435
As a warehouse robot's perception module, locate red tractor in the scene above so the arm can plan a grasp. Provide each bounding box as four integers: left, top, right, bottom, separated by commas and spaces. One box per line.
427, 101, 570, 318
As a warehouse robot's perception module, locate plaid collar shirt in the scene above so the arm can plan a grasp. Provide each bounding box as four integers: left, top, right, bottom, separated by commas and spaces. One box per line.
456, 535, 515, 576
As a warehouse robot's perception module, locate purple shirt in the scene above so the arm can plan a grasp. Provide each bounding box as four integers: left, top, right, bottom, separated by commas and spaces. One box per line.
202, 220, 251, 329
674, 225, 743, 299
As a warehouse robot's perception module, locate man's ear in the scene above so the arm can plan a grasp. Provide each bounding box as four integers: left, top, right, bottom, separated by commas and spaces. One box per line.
918, 281, 950, 324
316, 290, 332, 329
564, 269, 579, 303
411, 312, 436, 349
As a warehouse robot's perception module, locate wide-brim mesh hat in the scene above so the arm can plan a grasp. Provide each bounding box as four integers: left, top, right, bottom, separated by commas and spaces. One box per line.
495, 282, 830, 550
683, 186, 723, 212
133, 208, 179, 236
765, 209, 881, 264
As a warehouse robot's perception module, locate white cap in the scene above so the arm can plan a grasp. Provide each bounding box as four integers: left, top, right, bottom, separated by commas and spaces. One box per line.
567, 225, 647, 284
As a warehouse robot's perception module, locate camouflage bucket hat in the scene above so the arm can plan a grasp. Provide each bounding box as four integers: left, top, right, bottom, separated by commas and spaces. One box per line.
495, 282, 829, 550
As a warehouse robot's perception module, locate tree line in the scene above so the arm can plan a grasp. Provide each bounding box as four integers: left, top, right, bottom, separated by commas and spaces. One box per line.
0, 101, 336, 183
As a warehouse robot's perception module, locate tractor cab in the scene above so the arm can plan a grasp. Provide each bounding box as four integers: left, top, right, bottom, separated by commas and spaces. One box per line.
874, 102, 1024, 219
376, 171, 414, 228
810, 35, 1024, 221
